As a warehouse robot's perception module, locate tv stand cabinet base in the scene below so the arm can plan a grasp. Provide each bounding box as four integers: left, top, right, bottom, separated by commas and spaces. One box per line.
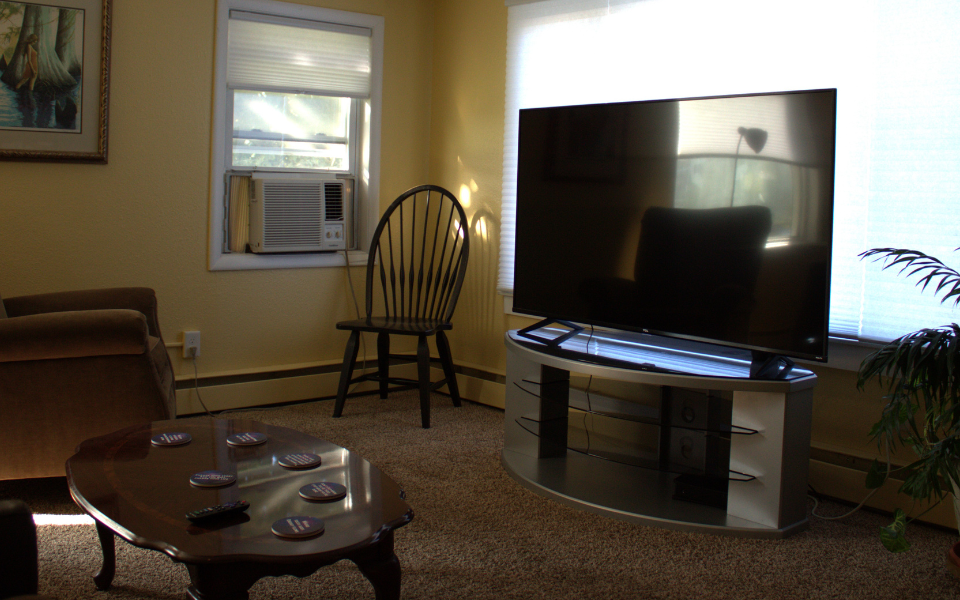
501, 331, 816, 539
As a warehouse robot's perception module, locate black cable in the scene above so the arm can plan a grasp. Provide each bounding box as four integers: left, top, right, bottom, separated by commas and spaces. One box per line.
582, 325, 596, 453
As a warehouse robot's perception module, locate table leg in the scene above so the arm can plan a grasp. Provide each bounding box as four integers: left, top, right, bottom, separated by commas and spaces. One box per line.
93, 521, 116, 590
185, 564, 256, 600
352, 531, 401, 600
186, 585, 248, 600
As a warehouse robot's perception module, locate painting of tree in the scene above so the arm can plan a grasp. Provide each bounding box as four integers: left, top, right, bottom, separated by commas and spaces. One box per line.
0, 1, 84, 130
0, 0, 109, 162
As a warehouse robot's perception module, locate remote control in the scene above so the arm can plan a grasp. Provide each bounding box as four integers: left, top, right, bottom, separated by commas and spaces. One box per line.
185, 500, 250, 522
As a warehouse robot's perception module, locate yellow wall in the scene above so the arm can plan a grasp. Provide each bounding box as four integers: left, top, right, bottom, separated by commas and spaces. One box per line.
0, 0, 437, 379
427, 0, 511, 378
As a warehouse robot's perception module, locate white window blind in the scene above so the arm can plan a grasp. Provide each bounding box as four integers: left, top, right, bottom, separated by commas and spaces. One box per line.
677, 96, 800, 163
227, 10, 372, 98
500, 0, 960, 344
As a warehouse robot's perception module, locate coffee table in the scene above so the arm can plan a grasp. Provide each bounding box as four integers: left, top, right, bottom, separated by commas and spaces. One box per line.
65, 417, 414, 600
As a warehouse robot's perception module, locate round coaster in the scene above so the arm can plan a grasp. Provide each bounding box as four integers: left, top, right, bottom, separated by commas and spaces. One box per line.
278, 453, 322, 470
299, 482, 347, 502
189, 470, 236, 488
226, 432, 268, 447
271, 516, 325, 539
151, 432, 192, 446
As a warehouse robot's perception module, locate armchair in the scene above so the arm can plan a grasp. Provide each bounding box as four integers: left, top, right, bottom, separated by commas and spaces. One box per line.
0, 287, 176, 480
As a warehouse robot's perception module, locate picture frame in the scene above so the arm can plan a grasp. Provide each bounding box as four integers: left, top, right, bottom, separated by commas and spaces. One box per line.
0, 0, 111, 163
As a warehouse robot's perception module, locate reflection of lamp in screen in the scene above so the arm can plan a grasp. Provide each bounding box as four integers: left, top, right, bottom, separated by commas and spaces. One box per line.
730, 127, 768, 206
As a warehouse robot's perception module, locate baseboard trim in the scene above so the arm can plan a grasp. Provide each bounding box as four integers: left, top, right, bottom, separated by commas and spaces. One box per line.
175, 359, 506, 415
809, 459, 957, 530
175, 357, 506, 390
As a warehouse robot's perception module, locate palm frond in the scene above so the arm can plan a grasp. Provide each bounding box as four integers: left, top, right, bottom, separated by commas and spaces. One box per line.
858, 326, 959, 395
857, 248, 960, 552
860, 248, 960, 306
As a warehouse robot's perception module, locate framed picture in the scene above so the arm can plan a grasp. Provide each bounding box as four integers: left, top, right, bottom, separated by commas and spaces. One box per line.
0, 0, 111, 162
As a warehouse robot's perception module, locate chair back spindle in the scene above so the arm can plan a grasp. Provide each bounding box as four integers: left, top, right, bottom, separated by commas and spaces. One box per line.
365, 185, 469, 325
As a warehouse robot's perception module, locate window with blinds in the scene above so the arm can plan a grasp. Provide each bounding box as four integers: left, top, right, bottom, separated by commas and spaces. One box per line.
208, 0, 383, 271
225, 11, 371, 172
500, 0, 960, 346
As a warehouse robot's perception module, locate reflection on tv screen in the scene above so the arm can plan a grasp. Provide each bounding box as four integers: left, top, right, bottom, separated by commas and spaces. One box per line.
513, 89, 837, 361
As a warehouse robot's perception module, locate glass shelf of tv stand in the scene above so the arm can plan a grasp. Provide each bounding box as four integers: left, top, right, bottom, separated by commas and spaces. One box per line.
514, 413, 757, 482
513, 380, 760, 436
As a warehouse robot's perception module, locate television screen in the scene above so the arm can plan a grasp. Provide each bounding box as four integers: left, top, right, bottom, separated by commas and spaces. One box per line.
513, 89, 837, 362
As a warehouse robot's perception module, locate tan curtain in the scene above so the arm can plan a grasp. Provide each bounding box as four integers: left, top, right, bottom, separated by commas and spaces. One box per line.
228, 175, 251, 252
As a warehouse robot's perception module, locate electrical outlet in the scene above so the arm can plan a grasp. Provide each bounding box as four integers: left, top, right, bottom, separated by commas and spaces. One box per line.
182, 331, 201, 358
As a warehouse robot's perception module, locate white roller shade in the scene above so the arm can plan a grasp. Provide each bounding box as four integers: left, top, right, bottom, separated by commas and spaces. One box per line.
679, 96, 797, 164
227, 11, 372, 98
500, 0, 960, 345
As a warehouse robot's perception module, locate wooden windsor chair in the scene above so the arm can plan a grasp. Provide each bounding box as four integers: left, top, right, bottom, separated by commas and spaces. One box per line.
333, 185, 469, 428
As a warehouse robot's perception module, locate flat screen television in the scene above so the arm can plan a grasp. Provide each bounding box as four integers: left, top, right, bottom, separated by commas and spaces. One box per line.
512, 88, 837, 375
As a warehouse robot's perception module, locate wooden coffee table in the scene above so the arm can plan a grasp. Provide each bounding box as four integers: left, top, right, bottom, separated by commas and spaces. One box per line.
65, 417, 414, 600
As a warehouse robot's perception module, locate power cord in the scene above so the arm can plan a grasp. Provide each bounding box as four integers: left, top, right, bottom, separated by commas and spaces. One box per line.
809, 486, 879, 521
342, 249, 368, 394
582, 326, 596, 453
186, 346, 216, 418
183, 250, 370, 420
343, 248, 364, 321
808, 438, 890, 520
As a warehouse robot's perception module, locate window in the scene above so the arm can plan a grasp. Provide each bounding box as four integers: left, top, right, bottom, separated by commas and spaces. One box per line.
231, 91, 353, 171
209, 0, 383, 270
500, 0, 960, 351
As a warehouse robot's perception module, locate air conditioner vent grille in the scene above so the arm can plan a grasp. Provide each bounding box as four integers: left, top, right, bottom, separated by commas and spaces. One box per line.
324, 182, 344, 221
262, 182, 321, 247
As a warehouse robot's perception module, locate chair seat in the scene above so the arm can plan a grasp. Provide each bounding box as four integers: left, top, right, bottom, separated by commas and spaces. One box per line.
336, 316, 453, 336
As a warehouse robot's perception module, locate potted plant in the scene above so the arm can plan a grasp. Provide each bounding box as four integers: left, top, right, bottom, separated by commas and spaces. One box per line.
856, 248, 960, 555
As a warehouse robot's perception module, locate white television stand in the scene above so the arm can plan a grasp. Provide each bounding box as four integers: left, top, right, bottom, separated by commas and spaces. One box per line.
501, 328, 816, 538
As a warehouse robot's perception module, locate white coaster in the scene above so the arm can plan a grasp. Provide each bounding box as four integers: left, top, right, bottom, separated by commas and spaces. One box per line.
271, 516, 325, 539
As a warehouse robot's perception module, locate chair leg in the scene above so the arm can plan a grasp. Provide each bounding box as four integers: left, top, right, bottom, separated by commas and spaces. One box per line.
0, 500, 39, 597
436, 330, 461, 407
377, 332, 390, 399
417, 335, 431, 428
333, 331, 361, 418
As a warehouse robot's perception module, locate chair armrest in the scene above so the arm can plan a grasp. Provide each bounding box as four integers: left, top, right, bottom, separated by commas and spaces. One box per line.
3, 288, 163, 338
0, 309, 149, 363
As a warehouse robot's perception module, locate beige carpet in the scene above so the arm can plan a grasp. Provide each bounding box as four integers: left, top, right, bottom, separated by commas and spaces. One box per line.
3, 391, 959, 599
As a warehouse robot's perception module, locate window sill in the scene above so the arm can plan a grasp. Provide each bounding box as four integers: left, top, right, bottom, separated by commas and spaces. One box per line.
812, 337, 879, 373
210, 250, 368, 271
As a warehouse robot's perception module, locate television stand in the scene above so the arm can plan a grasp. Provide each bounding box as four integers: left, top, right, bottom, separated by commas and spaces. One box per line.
501, 329, 816, 538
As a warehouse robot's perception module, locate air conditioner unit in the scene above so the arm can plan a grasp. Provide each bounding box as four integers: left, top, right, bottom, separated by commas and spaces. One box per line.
249, 175, 354, 253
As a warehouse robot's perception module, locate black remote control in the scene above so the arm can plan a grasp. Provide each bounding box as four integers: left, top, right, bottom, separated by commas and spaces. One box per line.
185, 500, 250, 522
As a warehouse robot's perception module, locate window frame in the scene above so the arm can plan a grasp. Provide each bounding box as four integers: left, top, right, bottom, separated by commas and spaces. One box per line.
208, 0, 383, 271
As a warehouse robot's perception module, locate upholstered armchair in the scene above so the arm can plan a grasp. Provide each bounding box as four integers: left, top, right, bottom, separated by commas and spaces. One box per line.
0, 287, 176, 480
